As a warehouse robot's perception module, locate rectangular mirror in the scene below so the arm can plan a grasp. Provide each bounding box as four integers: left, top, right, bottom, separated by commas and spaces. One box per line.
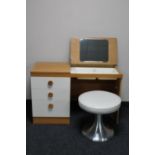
70, 37, 117, 67
80, 39, 109, 62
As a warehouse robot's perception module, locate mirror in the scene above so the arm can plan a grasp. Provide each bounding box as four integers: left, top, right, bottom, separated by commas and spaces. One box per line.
80, 39, 109, 62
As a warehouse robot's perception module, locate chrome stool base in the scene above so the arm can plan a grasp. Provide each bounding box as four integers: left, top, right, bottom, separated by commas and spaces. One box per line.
82, 114, 114, 142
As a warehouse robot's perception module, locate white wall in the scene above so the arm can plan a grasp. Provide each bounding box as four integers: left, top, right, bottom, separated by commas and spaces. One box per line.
26, 0, 129, 101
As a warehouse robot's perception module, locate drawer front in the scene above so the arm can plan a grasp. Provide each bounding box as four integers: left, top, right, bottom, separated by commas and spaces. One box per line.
32, 99, 70, 117
31, 77, 69, 89
31, 77, 70, 117
31, 88, 67, 100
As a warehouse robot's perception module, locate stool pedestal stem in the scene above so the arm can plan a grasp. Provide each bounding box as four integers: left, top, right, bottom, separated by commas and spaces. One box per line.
82, 114, 114, 142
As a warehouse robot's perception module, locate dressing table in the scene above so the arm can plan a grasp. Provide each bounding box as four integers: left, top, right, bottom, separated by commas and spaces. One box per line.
31, 37, 123, 124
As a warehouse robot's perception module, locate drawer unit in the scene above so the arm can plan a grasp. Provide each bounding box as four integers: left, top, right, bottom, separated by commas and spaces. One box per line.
31, 77, 70, 123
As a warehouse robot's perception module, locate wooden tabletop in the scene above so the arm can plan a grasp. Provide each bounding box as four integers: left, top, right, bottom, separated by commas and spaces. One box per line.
31, 62, 122, 78
31, 62, 70, 77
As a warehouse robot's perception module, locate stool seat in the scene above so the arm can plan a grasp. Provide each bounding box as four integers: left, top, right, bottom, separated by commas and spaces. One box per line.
78, 90, 121, 114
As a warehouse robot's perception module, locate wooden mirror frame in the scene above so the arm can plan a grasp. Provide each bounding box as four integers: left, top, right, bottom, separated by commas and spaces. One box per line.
70, 37, 118, 67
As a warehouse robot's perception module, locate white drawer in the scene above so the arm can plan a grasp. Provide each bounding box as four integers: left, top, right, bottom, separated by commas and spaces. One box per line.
31, 88, 68, 100
31, 77, 69, 89
32, 99, 70, 117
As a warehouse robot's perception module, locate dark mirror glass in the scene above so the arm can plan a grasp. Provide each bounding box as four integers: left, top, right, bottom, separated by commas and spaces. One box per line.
80, 39, 109, 62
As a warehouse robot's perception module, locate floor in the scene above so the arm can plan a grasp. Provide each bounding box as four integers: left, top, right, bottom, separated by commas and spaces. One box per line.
26, 100, 129, 155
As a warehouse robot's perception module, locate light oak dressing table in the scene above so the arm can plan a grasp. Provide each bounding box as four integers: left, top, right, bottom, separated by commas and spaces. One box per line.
31, 37, 123, 124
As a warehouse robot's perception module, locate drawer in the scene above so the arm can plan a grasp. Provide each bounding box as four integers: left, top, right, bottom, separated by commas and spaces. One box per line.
31, 77, 69, 89
31, 88, 67, 100
32, 99, 70, 117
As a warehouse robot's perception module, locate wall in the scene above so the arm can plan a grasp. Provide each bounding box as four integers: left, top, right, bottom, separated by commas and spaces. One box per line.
26, 0, 129, 101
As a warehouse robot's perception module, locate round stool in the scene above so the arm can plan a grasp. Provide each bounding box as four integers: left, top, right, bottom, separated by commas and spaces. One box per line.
78, 90, 121, 142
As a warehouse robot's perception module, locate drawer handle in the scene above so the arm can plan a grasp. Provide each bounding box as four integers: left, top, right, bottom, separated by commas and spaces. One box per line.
48, 104, 54, 110
48, 92, 53, 98
48, 81, 53, 86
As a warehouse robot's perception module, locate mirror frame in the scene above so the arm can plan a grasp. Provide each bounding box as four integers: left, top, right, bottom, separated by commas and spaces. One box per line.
70, 37, 118, 67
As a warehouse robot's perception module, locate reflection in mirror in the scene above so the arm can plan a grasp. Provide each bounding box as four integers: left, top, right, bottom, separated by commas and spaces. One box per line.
80, 39, 109, 62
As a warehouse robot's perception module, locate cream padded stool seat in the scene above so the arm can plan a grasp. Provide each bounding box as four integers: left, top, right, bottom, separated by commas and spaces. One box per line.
78, 90, 121, 142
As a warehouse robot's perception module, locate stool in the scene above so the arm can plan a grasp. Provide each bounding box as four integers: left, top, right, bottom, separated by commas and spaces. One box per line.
78, 90, 121, 142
